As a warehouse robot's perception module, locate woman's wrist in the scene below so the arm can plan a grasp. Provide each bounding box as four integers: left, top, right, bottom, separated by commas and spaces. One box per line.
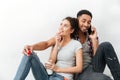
54, 44, 59, 49
53, 66, 59, 72
31, 45, 34, 50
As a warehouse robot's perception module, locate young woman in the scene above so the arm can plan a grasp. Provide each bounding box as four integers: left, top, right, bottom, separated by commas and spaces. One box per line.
14, 17, 83, 80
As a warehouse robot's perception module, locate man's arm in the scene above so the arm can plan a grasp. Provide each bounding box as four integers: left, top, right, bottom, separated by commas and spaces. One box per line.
91, 37, 99, 56
89, 27, 99, 56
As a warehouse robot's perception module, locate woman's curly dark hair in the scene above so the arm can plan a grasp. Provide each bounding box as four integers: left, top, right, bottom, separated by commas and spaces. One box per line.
64, 17, 79, 39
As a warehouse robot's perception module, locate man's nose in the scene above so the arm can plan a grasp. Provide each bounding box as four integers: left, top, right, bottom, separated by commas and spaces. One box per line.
84, 22, 89, 27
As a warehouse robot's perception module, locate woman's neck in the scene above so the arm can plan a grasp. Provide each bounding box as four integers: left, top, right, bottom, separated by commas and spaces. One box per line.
60, 36, 71, 47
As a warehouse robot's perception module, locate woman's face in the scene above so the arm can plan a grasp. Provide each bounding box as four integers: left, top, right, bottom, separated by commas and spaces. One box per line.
58, 19, 74, 37
78, 14, 92, 33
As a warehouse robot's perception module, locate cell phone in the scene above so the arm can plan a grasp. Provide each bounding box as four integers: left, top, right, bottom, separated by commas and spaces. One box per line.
88, 25, 94, 35
88, 25, 92, 34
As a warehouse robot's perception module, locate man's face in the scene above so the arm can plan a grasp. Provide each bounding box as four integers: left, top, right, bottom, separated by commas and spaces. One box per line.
78, 14, 92, 33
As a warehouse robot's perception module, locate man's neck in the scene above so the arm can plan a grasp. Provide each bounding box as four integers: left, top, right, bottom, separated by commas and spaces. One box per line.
78, 30, 87, 44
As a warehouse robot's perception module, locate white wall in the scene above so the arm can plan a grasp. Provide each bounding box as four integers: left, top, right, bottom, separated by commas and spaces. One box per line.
0, 0, 120, 79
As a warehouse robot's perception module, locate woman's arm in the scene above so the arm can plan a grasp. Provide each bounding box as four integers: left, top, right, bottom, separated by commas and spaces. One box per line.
32, 37, 56, 50
23, 37, 56, 56
48, 33, 62, 63
51, 48, 83, 73
49, 44, 59, 63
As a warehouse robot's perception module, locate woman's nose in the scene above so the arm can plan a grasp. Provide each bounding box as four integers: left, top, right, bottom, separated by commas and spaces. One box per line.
59, 26, 64, 31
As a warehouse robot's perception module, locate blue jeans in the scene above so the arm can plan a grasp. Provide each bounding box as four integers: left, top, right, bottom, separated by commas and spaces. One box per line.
14, 52, 64, 80
14, 52, 49, 80
49, 73, 64, 80
92, 42, 120, 80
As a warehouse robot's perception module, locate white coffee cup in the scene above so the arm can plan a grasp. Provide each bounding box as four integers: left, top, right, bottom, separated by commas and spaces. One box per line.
46, 61, 53, 75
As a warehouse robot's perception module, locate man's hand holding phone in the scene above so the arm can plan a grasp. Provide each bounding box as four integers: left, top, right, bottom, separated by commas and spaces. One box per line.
89, 27, 98, 40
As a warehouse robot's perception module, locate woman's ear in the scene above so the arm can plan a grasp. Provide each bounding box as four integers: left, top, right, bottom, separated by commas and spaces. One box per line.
71, 29, 74, 33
